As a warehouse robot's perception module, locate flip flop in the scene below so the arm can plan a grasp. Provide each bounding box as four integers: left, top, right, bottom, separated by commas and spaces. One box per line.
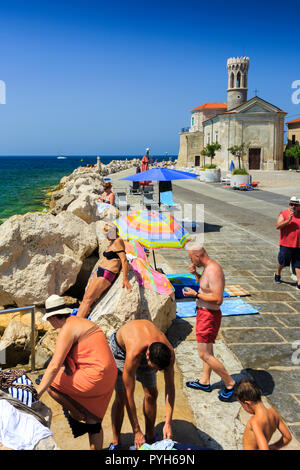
186, 381, 212, 392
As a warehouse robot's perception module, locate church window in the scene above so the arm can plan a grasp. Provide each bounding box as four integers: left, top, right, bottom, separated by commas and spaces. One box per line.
230, 72, 234, 88
192, 117, 194, 126
236, 72, 241, 88
215, 131, 218, 142
207, 133, 210, 144
292, 134, 296, 145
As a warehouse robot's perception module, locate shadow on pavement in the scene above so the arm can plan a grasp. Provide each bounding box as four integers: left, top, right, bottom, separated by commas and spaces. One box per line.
243, 368, 275, 396
166, 318, 193, 348
105, 419, 216, 450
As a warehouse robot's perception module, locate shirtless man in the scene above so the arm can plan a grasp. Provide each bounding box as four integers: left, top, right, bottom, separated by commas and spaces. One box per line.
109, 319, 175, 450
234, 379, 292, 450
182, 244, 235, 402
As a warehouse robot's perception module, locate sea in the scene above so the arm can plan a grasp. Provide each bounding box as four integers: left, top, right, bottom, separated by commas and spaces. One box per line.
0, 155, 176, 223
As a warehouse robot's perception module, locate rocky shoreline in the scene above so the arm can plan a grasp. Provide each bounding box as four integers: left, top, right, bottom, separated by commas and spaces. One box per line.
0, 158, 176, 370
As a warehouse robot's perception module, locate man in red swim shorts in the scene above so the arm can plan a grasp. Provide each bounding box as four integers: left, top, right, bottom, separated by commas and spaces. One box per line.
182, 244, 235, 402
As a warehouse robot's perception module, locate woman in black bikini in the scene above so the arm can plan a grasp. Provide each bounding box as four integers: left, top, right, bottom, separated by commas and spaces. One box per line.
77, 223, 132, 318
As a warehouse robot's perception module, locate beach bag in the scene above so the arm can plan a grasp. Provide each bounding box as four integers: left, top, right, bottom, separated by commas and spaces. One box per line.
0, 369, 38, 405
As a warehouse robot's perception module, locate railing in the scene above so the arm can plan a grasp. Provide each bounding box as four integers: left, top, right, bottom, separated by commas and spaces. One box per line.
180, 127, 190, 133
0, 305, 36, 371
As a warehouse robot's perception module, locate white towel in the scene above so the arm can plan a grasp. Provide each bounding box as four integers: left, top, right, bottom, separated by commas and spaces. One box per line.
0, 400, 53, 450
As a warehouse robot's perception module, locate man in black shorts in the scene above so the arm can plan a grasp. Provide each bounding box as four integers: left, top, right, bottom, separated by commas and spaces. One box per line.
274, 196, 300, 290
109, 319, 175, 450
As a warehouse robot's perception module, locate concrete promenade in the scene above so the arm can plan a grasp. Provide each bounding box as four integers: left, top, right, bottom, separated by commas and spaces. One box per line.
160, 176, 300, 449
112, 169, 300, 450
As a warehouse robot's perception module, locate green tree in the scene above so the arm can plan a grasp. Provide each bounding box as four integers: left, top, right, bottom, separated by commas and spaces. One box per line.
285, 145, 300, 169
201, 143, 221, 166
228, 143, 248, 169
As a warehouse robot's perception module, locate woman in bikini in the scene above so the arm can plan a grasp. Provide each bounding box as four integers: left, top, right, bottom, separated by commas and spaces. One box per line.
36, 294, 117, 450
96, 181, 115, 205
76, 222, 132, 319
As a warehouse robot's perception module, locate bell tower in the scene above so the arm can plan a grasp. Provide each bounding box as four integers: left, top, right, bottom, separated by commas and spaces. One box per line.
227, 57, 250, 111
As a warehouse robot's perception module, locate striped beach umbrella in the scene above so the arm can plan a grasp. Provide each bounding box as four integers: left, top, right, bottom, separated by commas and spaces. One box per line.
114, 210, 191, 268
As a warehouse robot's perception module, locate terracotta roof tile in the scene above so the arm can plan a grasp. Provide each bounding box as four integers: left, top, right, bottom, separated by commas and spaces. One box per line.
190, 102, 227, 112
287, 117, 300, 124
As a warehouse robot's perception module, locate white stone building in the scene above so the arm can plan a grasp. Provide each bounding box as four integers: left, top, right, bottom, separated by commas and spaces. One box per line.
178, 57, 286, 170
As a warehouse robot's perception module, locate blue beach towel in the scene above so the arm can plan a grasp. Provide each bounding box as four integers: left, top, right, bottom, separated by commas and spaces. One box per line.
220, 298, 259, 317
176, 298, 259, 318
70, 308, 91, 321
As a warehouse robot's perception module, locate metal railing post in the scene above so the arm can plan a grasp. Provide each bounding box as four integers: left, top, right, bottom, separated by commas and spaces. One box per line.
31, 307, 35, 371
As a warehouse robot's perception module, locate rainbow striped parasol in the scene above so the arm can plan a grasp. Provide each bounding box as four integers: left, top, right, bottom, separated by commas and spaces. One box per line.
114, 209, 191, 249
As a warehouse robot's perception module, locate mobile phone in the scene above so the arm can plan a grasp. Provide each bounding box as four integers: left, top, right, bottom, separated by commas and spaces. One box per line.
183, 287, 189, 292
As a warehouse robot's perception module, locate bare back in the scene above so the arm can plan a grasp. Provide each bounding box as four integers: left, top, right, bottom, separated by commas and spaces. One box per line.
243, 408, 279, 450
116, 320, 174, 363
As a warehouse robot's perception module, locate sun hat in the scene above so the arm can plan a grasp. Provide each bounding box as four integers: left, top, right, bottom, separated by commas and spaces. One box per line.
289, 196, 300, 204
43, 294, 73, 321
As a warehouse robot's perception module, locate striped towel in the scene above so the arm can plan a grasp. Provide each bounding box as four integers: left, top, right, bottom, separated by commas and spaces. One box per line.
8, 375, 37, 407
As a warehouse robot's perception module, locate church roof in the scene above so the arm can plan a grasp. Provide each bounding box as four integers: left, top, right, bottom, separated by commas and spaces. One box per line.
190, 102, 227, 112
287, 117, 300, 124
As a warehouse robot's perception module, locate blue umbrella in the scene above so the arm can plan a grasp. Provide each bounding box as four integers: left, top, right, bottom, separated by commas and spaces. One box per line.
119, 167, 198, 182
229, 160, 235, 172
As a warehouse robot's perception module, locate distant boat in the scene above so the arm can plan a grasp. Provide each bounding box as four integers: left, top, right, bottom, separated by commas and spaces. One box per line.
57, 156, 67, 159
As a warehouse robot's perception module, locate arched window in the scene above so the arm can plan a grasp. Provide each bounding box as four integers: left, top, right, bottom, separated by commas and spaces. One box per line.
230, 72, 234, 89
236, 71, 241, 88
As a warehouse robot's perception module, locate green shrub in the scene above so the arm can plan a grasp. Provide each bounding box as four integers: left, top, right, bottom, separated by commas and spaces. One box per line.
204, 164, 217, 169
232, 168, 249, 175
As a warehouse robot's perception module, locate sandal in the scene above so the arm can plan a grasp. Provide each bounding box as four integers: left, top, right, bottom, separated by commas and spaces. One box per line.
186, 380, 212, 392
218, 387, 235, 402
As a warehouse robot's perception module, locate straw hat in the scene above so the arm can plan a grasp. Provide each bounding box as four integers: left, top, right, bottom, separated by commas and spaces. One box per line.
43, 294, 73, 321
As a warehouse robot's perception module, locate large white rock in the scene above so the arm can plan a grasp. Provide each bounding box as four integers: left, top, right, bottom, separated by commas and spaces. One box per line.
67, 194, 99, 224
0, 211, 98, 306
0, 320, 33, 367
90, 268, 176, 338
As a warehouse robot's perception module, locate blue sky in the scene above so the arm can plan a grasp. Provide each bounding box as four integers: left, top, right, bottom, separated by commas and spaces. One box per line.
0, 0, 299, 155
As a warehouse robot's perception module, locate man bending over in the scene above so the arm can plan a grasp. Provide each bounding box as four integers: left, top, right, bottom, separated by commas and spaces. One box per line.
109, 319, 175, 449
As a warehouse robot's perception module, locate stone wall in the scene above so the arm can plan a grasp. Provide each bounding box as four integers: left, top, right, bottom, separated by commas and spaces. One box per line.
177, 131, 204, 167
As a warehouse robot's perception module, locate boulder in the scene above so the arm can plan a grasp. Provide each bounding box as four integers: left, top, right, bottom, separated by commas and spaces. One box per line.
90, 268, 176, 338
67, 194, 99, 224
0, 320, 34, 367
50, 193, 75, 215
33, 329, 59, 369
0, 308, 51, 335
0, 211, 98, 306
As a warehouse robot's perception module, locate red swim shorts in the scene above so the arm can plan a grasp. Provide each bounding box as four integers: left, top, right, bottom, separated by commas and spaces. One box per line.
196, 307, 222, 343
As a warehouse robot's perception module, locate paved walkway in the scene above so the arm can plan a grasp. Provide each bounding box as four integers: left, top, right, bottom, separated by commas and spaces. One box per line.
109, 168, 300, 449
161, 179, 300, 447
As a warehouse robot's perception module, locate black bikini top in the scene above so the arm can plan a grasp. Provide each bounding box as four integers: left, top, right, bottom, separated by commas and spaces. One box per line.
103, 249, 125, 260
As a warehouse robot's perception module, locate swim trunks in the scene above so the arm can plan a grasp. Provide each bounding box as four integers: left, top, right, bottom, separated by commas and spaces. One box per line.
196, 307, 222, 344
109, 330, 157, 392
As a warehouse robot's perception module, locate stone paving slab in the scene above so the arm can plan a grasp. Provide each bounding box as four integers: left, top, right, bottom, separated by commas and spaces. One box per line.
221, 328, 286, 344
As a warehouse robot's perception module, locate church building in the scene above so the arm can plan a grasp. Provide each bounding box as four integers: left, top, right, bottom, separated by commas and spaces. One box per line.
177, 57, 286, 171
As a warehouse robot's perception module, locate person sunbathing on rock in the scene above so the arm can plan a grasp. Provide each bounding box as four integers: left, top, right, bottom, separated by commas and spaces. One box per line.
96, 181, 115, 205
36, 294, 117, 450
76, 222, 132, 319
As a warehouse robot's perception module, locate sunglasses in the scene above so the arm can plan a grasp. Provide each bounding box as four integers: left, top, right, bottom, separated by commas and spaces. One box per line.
289, 203, 299, 207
